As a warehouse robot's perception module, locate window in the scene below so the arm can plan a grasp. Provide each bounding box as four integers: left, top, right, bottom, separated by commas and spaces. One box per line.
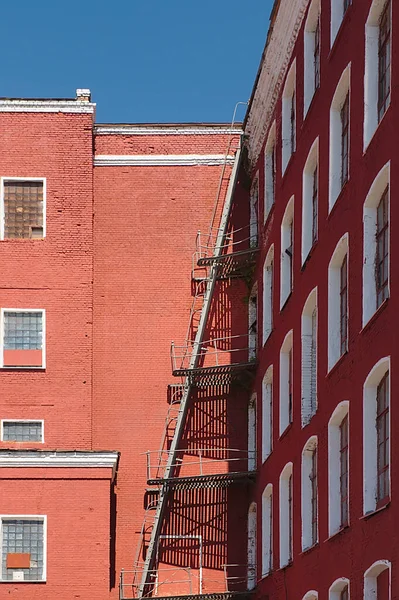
1, 179, 45, 240
279, 462, 293, 567
329, 64, 350, 210
280, 197, 294, 307
247, 503, 257, 590
1, 517, 46, 581
264, 123, 276, 221
328, 401, 349, 535
248, 395, 257, 471
329, 578, 350, 600
364, 1, 392, 148
279, 331, 293, 435
262, 484, 273, 576
282, 62, 296, 173
301, 288, 317, 426
249, 284, 258, 361
340, 256, 348, 355
250, 175, 259, 248
304, 0, 321, 115
2, 421, 43, 443
340, 94, 349, 188
1, 310, 45, 369
302, 138, 319, 263
363, 358, 390, 514
364, 560, 391, 599
301, 437, 318, 550
363, 162, 390, 325
303, 593, 318, 600
263, 245, 274, 343
328, 233, 348, 370
262, 366, 273, 462
331, 0, 351, 44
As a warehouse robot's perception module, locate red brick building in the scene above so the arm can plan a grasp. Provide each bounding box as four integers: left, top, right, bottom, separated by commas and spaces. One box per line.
0, 0, 396, 598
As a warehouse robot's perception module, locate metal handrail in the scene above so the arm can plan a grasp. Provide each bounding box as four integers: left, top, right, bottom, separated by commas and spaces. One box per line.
196, 224, 257, 261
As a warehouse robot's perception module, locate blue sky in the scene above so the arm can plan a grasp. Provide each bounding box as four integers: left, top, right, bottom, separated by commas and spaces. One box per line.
1, 0, 274, 123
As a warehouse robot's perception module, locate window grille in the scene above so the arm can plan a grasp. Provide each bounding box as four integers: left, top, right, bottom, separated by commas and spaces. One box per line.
376, 187, 389, 308
2, 519, 44, 581
312, 167, 318, 245
340, 255, 348, 355
3, 181, 44, 239
340, 94, 349, 188
340, 415, 349, 526
314, 18, 320, 91
4, 312, 43, 350
3, 421, 43, 442
310, 449, 318, 545
378, 1, 391, 121
376, 371, 389, 504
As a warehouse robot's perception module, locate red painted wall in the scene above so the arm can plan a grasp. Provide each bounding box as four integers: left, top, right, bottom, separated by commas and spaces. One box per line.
250, 0, 399, 597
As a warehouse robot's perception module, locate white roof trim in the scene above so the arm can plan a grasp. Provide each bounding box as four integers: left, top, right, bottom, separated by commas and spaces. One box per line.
0, 450, 119, 478
95, 126, 242, 136
94, 154, 235, 167
0, 100, 96, 114
245, 0, 309, 166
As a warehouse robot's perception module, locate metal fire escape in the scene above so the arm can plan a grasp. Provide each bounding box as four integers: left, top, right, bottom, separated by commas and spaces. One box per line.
120, 113, 258, 600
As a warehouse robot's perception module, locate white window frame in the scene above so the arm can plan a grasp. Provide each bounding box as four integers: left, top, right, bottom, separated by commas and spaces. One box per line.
364, 560, 391, 599
329, 578, 350, 599
282, 61, 297, 174
328, 233, 349, 371
279, 330, 293, 436
328, 401, 349, 536
304, 0, 321, 116
262, 484, 273, 577
264, 122, 276, 221
331, 0, 351, 46
1, 420, 45, 443
301, 436, 318, 551
329, 64, 351, 211
247, 502, 257, 590
279, 462, 293, 568
0, 177, 47, 240
301, 288, 317, 426
302, 138, 319, 263
364, 0, 392, 150
262, 365, 273, 462
362, 161, 390, 326
0, 515, 47, 582
280, 196, 294, 308
0, 309, 46, 370
363, 357, 390, 515
263, 244, 274, 344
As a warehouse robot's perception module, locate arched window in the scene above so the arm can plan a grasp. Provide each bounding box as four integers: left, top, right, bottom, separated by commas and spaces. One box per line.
329, 577, 350, 599
302, 138, 319, 263
328, 233, 349, 370
250, 174, 259, 248
364, 560, 391, 599
263, 245, 274, 344
328, 401, 349, 535
329, 64, 351, 210
363, 162, 390, 325
331, 0, 351, 45
301, 436, 318, 550
304, 0, 321, 115
249, 283, 258, 361
302, 593, 318, 600
262, 365, 273, 462
248, 394, 256, 471
262, 484, 273, 576
363, 358, 390, 514
282, 61, 296, 173
301, 288, 317, 426
247, 502, 257, 590
279, 330, 293, 435
264, 122, 276, 220
279, 462, 293, 567
280, 196, 294, 307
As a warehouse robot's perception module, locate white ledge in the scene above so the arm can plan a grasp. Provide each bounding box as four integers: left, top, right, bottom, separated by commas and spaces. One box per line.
94, 154, 235, 166
0, 99, 96, 114
95, 125, 242, 136
0, 450, 119, 478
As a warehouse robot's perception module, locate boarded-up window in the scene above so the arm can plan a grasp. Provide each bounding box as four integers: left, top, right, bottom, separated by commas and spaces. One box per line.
3, 311, 44, 368
2, 519, 44, 581
3, 421, 43, 442
4, 181, 44, 239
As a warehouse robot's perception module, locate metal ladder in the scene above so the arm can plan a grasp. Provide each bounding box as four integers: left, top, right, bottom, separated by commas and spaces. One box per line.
136, 132, 244, 597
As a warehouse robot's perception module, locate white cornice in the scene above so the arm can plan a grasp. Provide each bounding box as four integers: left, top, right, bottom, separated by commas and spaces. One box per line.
245, 0, 309, 167
0, 450, 119, 478
94, 154, 235, 167
95, 125, 242, 136
0, 99, 96, 114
